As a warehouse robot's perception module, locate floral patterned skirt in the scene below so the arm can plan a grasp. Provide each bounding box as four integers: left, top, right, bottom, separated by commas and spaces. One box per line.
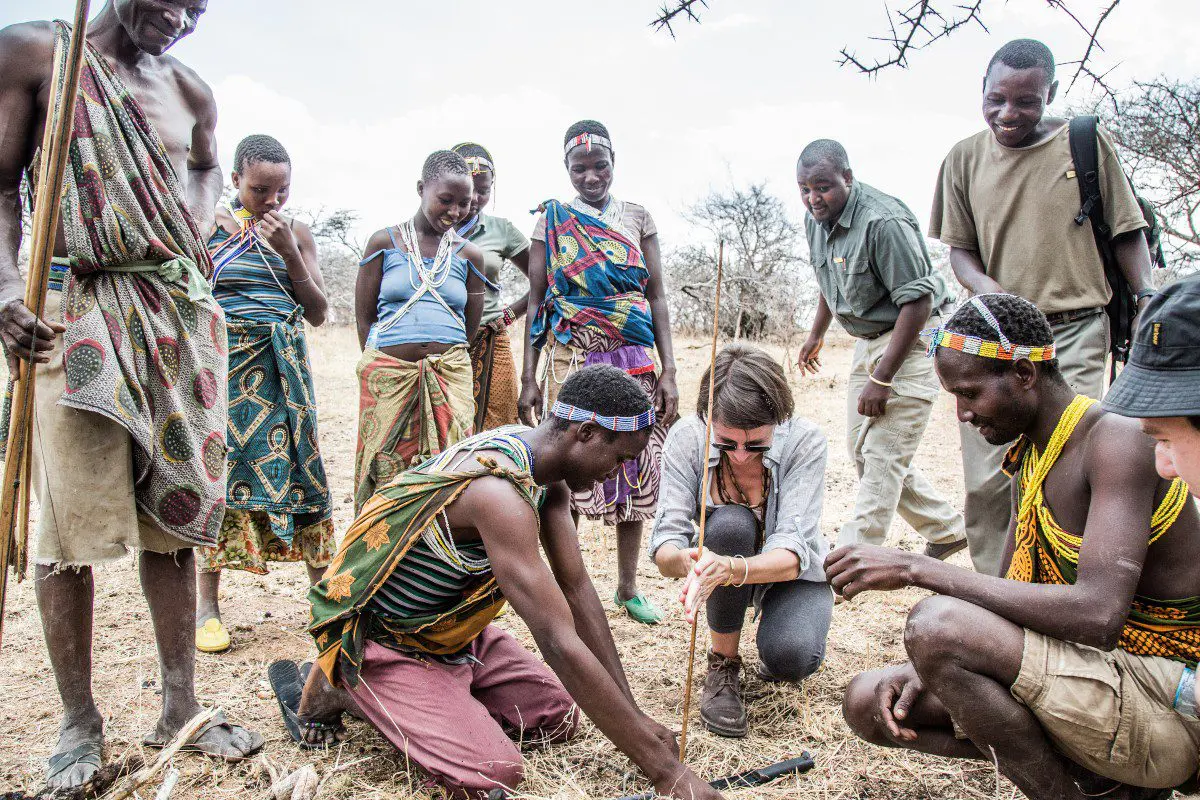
199, 509, 335, 574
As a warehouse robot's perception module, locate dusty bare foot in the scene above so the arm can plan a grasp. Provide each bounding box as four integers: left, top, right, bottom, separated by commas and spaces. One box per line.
297, 666, 349, 747
146, 708, 264, 759
45, 708, 104, 791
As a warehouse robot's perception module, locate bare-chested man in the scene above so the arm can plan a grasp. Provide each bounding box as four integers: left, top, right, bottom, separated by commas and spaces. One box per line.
832, 293, 1200, 799
0, 1, 261, 790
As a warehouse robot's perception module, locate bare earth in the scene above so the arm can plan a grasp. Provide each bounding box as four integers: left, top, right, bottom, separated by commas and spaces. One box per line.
0, 327, 1011, 799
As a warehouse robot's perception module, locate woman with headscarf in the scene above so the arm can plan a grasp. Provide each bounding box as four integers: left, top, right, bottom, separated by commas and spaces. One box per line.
520, 120, 680, 624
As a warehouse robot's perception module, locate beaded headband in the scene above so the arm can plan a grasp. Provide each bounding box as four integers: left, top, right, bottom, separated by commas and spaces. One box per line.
925, 295, 1057, 362
464, 155, 494, 175
565, 133, 613, 156
550, 401, 655, 432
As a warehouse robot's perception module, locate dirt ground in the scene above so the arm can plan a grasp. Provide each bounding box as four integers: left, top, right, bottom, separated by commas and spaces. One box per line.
0, 326, 1013, 799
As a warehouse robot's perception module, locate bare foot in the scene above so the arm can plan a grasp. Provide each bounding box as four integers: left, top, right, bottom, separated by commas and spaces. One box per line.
297, 667, 350, 747
45, 708, 103, 791
148, 708, 263, 759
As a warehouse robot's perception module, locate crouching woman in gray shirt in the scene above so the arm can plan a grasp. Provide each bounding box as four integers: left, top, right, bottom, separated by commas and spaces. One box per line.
650, 343, 832, 739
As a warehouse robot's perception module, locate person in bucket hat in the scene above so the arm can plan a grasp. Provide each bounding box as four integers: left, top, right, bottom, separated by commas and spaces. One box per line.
1104, 274, 1200, 730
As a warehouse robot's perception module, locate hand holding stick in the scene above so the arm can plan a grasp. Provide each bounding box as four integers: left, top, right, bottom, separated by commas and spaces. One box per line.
0, 0, 92, 647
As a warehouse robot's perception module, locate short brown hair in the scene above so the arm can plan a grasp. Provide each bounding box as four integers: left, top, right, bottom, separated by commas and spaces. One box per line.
697, 343, 794, 429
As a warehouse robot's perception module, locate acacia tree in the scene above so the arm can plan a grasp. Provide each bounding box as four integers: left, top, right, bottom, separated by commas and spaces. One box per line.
1091, 78, 1200, 279
666, 182, 817, 365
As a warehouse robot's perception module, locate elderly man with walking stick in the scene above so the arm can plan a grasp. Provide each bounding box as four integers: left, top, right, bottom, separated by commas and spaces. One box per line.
0, 0, 262, 790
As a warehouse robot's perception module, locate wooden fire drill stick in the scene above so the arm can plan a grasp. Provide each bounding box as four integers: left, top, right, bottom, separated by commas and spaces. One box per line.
678, 239, 724, 760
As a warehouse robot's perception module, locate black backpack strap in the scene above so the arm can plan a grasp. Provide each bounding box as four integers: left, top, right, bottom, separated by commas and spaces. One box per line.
1068, 115, 1110, 238
1069, 115, 1134, 375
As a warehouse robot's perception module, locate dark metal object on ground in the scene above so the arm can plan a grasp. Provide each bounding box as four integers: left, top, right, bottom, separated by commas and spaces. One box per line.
614, 752, 816, 800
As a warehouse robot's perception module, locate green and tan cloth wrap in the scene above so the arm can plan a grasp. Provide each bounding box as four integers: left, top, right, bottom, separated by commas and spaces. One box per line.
15, 22, 229, 546
310, 430, 541, 689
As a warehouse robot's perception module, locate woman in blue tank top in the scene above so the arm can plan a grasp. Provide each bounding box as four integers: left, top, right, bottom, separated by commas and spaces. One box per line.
353, 150, 488, 510
196, 135, 335, 655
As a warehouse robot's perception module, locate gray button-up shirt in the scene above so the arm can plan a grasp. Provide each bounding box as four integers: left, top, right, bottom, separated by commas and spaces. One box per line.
649, 415, 829, 584
805, 181, 953, 339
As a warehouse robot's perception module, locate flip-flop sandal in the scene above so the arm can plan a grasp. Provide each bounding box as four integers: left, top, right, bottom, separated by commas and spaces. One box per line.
268, 660, 342, 750
195, 618, 231, 653
142, 710, 264, 760
46, 740, 102, 788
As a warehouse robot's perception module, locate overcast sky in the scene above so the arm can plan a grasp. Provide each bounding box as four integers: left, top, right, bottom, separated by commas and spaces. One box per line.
6, 1, 1200, 250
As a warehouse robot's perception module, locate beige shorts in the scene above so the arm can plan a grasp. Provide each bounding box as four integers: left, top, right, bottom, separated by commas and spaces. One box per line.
31, 291, 187, 567
1012, 630, 1200, 789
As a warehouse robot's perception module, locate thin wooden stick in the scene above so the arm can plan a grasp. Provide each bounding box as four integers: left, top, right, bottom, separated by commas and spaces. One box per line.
678, 240, 724, 760
0, 0, 91, 642
100, 707, 218, 800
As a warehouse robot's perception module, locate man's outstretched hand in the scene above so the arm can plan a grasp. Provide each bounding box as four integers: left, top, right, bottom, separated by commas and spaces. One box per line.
824, 544, 916, 599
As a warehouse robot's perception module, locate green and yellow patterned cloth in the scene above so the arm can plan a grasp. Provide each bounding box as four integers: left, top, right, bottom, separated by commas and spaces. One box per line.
310, 426, 542, 688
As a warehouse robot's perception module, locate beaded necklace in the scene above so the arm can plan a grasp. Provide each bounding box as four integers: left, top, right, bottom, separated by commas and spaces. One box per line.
397, 219, 458, 294
714, 452, 771, 548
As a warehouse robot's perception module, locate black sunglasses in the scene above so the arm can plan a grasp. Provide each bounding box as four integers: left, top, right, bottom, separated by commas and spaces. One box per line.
711, 441, 772, 453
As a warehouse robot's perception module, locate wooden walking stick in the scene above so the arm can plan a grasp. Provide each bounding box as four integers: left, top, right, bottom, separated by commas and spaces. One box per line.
0, 0, 92, 646
678, 239, 724, 760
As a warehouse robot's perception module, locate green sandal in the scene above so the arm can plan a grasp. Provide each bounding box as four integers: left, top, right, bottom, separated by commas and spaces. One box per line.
614, 592, 663, 625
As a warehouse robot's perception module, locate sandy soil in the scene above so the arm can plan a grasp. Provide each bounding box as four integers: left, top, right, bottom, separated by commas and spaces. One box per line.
0, 326, 1008, 799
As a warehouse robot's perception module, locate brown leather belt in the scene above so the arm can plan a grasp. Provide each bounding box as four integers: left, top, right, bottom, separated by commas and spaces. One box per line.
1044, 307, 1104, 327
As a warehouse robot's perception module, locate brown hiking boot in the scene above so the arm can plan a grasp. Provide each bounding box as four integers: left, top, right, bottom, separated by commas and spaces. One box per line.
699, 650, 748, 738
923, 538, 969, 561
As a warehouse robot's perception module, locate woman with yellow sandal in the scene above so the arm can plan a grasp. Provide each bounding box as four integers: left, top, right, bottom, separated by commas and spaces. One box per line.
196, 134, 335, 653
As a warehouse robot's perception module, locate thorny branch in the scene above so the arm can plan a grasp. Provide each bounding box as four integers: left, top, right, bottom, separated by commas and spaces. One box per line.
651, 0, 708, 37
651, 1, 1125, 95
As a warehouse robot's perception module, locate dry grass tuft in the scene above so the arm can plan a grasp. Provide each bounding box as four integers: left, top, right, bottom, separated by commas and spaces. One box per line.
0, 328, 1008, 799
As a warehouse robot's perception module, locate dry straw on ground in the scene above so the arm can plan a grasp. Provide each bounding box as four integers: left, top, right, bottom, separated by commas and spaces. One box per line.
0, 328, 1014, 799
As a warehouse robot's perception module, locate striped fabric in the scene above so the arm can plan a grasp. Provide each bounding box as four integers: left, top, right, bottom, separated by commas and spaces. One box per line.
210, 227, 297, 322
369, 536, 489, 618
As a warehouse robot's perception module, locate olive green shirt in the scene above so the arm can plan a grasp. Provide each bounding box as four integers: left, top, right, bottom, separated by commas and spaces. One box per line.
805, 181, 952, 339
465, 214, 530, 324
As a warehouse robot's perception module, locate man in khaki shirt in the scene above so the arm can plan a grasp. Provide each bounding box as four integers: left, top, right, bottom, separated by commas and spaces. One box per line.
929, 38, 1155, 576
798, 140, 966, 559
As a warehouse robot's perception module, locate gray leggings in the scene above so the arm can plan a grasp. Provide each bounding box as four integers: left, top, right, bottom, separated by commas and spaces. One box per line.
704, 504, 834, 682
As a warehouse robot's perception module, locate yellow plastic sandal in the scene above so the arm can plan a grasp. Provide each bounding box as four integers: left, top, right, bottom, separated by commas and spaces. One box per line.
195, 618, 231, 653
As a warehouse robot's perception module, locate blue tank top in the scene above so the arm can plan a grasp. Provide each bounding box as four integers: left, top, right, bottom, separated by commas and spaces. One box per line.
361, 227, 474, 349
208, 227, 298, 322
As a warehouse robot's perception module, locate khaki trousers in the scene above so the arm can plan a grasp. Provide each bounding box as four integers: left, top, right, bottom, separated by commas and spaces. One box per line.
839, 325, 965, 548
959, 311, 1109, 576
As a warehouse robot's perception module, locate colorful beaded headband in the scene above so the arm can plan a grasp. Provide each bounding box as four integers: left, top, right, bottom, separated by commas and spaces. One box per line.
464, 155, 493, 175
565, 133, 613, 156
925, 295, 1057, 362
550, 401, 655, 432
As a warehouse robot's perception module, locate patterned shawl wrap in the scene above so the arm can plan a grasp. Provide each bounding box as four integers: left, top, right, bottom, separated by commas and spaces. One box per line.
1004, 395, 1200, 666
224, 309, 330, 545
29, 23, 227, 545
530, 200, 654, 350
310, 431, 542, 689
353, 345, 475, 512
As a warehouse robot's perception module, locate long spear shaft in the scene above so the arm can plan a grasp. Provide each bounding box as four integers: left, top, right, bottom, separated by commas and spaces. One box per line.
678, 239, 724, 760
0, 0, 92, 647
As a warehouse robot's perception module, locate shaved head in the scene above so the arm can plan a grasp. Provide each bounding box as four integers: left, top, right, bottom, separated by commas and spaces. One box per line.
797, 139, 850, 173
